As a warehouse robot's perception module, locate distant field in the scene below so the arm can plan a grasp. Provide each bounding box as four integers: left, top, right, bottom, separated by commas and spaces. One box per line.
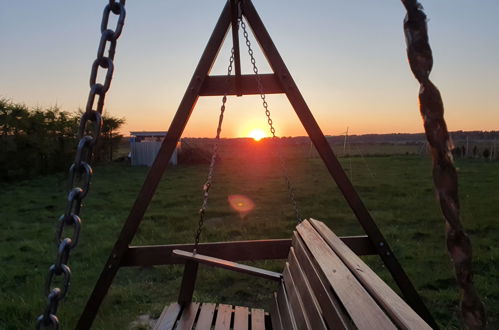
1, 141, 498, 329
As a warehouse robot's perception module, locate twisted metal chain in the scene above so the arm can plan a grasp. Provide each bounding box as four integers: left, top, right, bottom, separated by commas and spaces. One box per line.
194, 49, 235, 251
400, 1, 486, 328
240, 18, 302, 223
36, 1, 126, 328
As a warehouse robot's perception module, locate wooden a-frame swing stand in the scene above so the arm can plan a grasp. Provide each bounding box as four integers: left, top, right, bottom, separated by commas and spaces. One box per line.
77, 1, 436, 328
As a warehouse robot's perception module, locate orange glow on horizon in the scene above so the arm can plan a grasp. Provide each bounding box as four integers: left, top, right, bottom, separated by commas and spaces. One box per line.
248, 128, 267, 141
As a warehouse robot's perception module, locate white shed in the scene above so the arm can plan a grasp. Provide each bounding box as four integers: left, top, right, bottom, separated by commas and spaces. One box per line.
129, 131, 179, 166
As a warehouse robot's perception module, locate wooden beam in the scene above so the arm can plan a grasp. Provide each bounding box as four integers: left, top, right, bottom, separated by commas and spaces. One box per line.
199, 74, 283, 96
120, 236, 376, 267
173, 249, 282, 281
121, 239, 291, 267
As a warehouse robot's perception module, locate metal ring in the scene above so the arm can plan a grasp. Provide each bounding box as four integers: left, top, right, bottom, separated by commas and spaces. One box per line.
56, 214, 81, 249
36, 313, 59, 330
84, 84, 106, 114
78, 110, 102, 140
90, 57, 114, 92
97, 30, 117, 61
65, 187, 83, 217
68, 161, 93, 199
73, 136, 94, 166
101, 2, 126, 39
45, 265, 71, 299
54, 238, 72, 273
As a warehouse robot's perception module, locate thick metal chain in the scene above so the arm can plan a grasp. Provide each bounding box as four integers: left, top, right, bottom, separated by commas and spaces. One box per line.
36, 1, 126, 328
240, 18, 302, 223
194, 49, 235, 252
400, 1, 486, 328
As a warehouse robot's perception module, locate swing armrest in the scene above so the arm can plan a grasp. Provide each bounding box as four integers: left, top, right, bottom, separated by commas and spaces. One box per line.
172, 249, 282, 281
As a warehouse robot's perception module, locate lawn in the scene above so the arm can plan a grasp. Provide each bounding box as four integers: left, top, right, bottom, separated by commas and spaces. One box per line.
0, 141, 498, 329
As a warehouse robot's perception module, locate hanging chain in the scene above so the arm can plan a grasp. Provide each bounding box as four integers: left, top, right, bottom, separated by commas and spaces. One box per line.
240, 18, 302, 223
400, 1, 486, 328
194, 49, 235, 252
36, 1, 126, 328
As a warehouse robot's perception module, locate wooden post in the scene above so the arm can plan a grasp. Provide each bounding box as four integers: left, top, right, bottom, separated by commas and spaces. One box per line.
178, 261, 199, 305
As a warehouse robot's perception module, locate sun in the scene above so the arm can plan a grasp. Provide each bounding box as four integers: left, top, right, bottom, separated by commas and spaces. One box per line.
248, 128, 267, 141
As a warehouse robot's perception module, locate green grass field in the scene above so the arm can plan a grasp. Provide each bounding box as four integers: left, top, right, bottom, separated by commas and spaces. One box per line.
1, 142, 498, 329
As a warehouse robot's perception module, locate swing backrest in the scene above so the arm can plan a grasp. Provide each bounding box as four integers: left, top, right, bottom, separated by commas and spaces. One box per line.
271, 219, 431, 330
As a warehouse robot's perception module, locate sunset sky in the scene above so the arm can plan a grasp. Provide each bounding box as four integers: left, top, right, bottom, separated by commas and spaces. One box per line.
1, 1, 498, 138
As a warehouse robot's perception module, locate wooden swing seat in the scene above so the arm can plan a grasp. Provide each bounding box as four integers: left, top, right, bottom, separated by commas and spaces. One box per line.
156, 219, 430, 330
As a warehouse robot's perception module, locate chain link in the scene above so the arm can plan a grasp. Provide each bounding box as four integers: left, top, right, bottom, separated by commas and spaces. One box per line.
400, 1, 486, 328
240, 18, 302, 223
36, 1, 126, 328
193, 49, 235, 252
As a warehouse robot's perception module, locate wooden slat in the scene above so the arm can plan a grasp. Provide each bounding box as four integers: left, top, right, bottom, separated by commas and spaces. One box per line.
250, 308, 265, 330
276, 282, 297, 330
292, 232, 352, 329
176, 302, 200, 330
287, 248, 327, 330
270, 292, 283, 330
154, 303, 181, 330
199, 74, 283, 96
310, 219, 432, 330
296, 221, 397, 330
234, 306, 249, 330
172, 249, 282, 281
195, 303, 216, 330
282, 263, 311, 329
214, 304, 233, 330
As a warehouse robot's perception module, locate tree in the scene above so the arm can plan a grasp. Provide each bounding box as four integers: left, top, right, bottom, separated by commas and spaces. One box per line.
0, 98, 125, 181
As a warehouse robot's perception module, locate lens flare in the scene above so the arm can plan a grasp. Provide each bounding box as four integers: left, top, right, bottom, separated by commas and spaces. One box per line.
227, 194, 255, 217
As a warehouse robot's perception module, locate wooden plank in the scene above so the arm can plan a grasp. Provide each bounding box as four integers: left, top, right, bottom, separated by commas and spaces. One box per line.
214, 304, 233, 330
296, 221, 397, 330
241, 2, 437, 327
75, 3, 233, 329
270, 292, 283, 330
195, 303, 216, 330
282, 263, 311, 329
172, 249, 282, 281
176, 302, 200, 330
276, 282, 297, 330
234, 306, 249, 330
250, 308, 265, 330
121, 236, 374, 267
292, 232, 352, 329
121, 239, 291, 267
153, 303, 181, 330
310, 219, 432, 330
287, 248, 327, 330
199, 74, 283, 96
178, 260, 199, 304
